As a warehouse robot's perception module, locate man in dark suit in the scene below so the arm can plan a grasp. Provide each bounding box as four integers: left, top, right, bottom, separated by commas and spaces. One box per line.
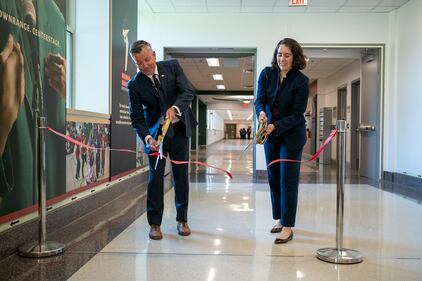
128, 40, 197, 240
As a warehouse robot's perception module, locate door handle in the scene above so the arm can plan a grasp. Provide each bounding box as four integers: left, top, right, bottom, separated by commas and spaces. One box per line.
356, 124, 376, 132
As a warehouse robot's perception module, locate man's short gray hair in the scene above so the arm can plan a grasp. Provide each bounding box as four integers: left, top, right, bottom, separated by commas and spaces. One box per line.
130, 40, 152, 55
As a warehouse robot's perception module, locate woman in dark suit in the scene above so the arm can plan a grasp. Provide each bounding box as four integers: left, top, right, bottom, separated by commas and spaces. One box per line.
254, 38, 309, 244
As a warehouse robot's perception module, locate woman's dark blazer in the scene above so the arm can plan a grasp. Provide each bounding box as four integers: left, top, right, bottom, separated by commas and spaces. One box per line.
254, 66, 309, 151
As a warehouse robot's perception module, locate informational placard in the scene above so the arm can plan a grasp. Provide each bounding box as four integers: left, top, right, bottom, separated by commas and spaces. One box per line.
109, 0, 138, 177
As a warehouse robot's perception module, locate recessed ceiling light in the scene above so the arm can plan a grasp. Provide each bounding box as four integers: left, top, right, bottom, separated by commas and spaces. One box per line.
213, 74, 223, 80
227, 110, 232, 120
206, 58, 220, 67
216, 85, 225, 90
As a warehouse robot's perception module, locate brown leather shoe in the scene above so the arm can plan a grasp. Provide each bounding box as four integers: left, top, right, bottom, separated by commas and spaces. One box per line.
274, 230, 293, 244
149, 224, 163, 240
177, 221, 191, 236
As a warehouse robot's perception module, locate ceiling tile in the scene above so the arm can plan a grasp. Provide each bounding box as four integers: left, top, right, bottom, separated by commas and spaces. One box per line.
344, 0, 380, 6
308, 0, 346, 6
206, 0, 241, 5
305, 6, 340, 12
242, 0, 276, 6
145, 0, 173, 5
207, 6, 241, 13
377, 0, 409, 6
149, 5, 176, 12
174, 5, 207, 13
171, 0, 206, 5
371, 6, 397, 12
241, 6, 274, 13
338, 6, 377, 12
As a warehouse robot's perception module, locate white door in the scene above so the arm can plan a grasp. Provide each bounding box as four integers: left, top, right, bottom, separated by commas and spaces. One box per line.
359, 49, 381, 180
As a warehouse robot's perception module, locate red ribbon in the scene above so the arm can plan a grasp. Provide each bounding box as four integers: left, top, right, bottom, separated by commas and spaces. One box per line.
48, 127, 137, 154
267, 130, 337, 167
148, 152, 233, 179
48, 127, 233, 179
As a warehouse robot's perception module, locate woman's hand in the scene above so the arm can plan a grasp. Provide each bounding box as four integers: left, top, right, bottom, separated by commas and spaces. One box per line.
266, 124, 275, 135
259, 111, 267, 123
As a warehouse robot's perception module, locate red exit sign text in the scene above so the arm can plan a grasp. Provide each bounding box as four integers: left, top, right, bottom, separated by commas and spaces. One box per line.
289, 0, 308, 6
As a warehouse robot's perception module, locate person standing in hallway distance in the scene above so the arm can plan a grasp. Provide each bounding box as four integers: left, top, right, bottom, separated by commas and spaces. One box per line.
254, 38, 309, 244
128, 40, 197, 240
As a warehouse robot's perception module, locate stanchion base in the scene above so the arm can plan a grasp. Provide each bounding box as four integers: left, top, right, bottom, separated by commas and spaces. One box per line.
18, 241, 65, 258
316, 248, 363, 264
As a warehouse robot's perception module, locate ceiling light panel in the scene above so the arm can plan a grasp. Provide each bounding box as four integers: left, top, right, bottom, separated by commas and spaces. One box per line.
206, 58, 220, 67
213, 74, 223, 80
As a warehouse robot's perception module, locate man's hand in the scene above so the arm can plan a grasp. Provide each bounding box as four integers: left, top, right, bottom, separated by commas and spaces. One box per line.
165, 106, 177, 121
44, 53, 66, 99
0, 34, 25, 155
148, 137, 159, 152
259, 111, 267, 123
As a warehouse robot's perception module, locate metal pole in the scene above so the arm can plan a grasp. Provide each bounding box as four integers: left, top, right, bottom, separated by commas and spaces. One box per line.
316, 119, 363, 264
19, 61, 64, 258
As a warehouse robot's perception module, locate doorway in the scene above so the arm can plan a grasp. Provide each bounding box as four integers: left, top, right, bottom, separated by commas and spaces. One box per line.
225, 124, 236, 139
303, 46, 384, 181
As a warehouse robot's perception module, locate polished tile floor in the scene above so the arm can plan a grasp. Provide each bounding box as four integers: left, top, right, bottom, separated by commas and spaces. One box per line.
68, 139, 422, 281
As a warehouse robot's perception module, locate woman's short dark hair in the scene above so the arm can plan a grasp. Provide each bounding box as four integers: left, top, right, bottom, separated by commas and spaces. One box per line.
271, 38, 306, 70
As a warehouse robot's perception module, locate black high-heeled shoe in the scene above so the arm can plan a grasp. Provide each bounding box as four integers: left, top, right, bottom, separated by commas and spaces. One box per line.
274, 230, 293, 244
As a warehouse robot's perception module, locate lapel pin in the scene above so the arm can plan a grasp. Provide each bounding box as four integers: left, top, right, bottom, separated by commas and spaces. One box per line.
161, 74, 165, 78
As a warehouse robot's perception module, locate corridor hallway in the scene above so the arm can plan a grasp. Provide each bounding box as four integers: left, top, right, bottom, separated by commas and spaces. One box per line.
67, 139, 422, 281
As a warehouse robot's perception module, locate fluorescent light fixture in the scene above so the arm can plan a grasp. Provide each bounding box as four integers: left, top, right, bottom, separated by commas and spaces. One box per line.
247, 113, 253, 120
212, 74, 223, 80
227, 110, 232, 120
216, 85, 225, 90
206, 58, 220, 67
243, 100, 251, 104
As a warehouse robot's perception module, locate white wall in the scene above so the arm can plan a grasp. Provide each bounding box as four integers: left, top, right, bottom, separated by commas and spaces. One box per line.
206, 110, 225, 145
385, 0, 422, 177
317, 60, 360, 164
74, 0, 109, 114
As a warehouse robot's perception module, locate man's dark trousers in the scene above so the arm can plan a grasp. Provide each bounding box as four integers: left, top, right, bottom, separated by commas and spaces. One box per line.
146, 122, 189, 226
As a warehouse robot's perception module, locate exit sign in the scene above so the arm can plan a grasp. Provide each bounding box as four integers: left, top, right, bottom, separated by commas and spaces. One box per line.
289, 0, 308, 6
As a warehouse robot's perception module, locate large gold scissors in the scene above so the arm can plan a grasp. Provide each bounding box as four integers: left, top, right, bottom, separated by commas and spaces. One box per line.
154, 118, 172, 170
255, 121, 268, 144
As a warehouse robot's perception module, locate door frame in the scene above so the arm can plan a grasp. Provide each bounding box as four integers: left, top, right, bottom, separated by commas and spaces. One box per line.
303, 44, 385, 180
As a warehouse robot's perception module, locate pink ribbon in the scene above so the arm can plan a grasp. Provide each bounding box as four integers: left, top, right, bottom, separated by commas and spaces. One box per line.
267, 130, 337, 167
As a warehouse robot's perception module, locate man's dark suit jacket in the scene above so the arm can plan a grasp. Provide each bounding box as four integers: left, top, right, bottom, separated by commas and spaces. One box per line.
128, 59, 197, 153
254, 67, 309, 151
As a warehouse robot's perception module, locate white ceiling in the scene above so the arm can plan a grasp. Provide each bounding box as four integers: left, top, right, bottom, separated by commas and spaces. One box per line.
144, 0, 410, 13
177, 57, 254, 91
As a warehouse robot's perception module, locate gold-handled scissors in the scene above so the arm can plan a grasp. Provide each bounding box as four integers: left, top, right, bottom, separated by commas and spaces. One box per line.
154, 118, 172, 170
255, 121, 268, 144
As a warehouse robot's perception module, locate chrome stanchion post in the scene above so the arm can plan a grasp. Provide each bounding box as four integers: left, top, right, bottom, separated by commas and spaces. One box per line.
316, 119, 363, 264
19, 117, 65, 258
